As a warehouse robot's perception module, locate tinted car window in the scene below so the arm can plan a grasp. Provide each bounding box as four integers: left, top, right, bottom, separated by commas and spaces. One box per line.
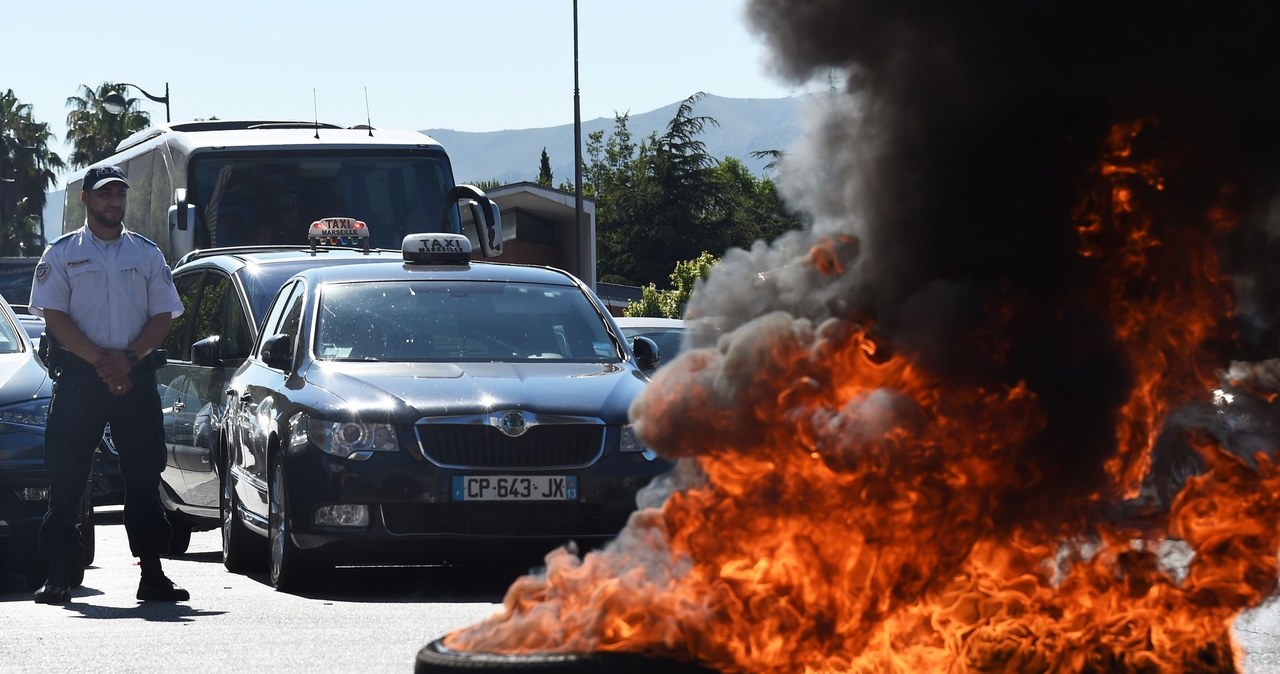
223, 285, 253, 362
273, 288, 305, 366
258, 280, 300, 353
164, 271, 204, 360
192, 274, 230, 348
314, 280, 615, 363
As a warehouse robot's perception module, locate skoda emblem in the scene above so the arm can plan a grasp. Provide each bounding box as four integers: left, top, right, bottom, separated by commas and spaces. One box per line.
498, 411, 528, 437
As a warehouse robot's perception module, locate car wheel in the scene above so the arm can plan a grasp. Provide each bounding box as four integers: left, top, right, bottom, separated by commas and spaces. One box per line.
269, 461, 313, 591
222, 467, 262, 572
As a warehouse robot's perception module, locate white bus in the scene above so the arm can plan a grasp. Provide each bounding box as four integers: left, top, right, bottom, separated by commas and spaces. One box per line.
62, 120, 501, 262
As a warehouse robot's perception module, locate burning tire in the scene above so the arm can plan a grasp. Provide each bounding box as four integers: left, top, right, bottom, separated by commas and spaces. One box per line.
414, 638, 718, 673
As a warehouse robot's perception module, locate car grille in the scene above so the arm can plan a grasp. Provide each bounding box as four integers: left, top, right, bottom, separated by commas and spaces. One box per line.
415, 423, 605, 469
381, 502, 612, 537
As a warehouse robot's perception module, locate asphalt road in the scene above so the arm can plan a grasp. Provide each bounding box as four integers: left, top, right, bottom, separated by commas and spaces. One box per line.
7, 508, 1280, 673
0, 507, 514, 674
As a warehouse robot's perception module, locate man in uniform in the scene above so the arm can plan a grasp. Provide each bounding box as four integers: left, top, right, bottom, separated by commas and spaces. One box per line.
28, 165, 188, 604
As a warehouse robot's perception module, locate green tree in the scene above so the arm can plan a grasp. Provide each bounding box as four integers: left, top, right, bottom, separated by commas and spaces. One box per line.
706, 157, 804, 246
1, 90, 65, 254
750, 149, 784, 173
624, 252, 718, 318
642, 93, 722, 276
65, 83, 152, 169
466, 178, 503, 191
536, 147, 553, 187
586, 93, 803, 287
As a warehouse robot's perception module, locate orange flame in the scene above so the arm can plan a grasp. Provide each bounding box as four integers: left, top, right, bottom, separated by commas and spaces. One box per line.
444, 121, 1278, 673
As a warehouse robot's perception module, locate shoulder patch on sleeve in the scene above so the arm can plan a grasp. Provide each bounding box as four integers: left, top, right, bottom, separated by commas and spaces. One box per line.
35, 262, 50, 284
132, 233, 162, 250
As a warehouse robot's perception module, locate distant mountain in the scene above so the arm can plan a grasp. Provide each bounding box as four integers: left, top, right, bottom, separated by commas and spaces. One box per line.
425, 93, 808, 185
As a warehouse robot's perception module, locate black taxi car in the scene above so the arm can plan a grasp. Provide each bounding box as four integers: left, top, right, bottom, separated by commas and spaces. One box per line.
155, 242, 408, 553
219, 233, 667, 590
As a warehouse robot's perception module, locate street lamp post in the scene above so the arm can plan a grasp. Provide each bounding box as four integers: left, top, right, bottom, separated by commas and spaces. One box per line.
573, 0, 587, 289
103, 82, 170, 123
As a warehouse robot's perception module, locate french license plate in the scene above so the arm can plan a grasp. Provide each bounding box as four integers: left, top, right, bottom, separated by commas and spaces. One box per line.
452, 475, 578, 501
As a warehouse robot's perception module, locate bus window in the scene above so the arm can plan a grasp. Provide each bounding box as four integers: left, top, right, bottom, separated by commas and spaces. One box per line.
191, 152, 456, 250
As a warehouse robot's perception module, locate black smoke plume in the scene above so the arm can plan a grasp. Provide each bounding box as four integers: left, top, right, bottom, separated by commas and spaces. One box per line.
674, 0, 1280, 524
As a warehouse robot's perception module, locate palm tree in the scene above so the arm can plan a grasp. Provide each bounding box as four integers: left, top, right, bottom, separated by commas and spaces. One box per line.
1, 89, 65, 254
65, 83, 151, 169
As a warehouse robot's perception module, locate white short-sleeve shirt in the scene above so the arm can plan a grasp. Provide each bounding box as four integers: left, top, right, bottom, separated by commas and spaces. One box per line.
29, 226, 185, 350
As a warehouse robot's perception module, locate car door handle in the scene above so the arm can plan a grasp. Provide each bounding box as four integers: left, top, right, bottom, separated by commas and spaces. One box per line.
239, 392, 252, 403
173, 399, 185, 412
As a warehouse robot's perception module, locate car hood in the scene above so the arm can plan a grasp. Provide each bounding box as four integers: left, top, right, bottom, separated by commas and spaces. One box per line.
0, 351, 52, 404
302, 361, 646, 421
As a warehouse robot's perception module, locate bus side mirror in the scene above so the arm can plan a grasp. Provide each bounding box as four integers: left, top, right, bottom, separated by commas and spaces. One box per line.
446, 184, 503, 258
168, 188, 195, 231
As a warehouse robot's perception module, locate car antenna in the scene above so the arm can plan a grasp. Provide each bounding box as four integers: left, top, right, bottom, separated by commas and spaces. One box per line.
364, 87, 374, 137
313, 89, 321, 140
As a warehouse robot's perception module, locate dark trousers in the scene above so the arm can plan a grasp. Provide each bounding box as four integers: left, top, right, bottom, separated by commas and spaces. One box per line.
39, 360, 171, 575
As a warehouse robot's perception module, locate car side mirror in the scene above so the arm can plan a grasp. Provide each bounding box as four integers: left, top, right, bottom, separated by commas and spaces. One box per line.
261, 334, 294, 371
631, 336, 661, 374
191, 335, 223, 368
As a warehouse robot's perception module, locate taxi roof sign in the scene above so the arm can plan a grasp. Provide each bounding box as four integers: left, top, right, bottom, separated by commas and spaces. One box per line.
308, 217, 370, 252
402, 233, 472, 265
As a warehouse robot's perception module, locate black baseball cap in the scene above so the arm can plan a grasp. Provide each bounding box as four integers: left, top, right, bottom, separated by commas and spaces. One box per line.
84, 166, 130, 191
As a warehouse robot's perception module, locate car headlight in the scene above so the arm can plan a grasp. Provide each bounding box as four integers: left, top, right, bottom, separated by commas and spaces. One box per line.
620, 424, 655, 457
0, 397, 51, 428
303, 414, 398, 457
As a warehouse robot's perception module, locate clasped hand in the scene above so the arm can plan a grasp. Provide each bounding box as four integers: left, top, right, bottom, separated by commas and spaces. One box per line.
93, 349, 133, 396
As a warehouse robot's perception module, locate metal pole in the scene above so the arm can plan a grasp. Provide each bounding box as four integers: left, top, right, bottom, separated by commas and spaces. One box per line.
573, 0, 587, 289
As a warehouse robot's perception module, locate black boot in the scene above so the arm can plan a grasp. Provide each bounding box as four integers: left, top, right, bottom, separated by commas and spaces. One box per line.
136, 557, 190, 602
33, 558, 73, 604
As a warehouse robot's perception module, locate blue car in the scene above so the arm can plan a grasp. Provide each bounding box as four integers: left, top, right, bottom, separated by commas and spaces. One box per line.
216, 233, 668, 590
0, 296, 94, 588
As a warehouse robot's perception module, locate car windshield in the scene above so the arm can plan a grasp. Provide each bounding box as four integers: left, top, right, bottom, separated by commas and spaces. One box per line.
238, 264, 315, 323
0, 305, 23, 355
235, 258, 388, 325
314, 280, 619, 363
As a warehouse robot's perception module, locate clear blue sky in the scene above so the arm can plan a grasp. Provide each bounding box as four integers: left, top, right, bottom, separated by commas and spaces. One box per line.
9, 0, 819, 176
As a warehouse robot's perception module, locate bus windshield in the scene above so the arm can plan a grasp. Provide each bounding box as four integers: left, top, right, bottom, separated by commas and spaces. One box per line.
191, 151, 459, 251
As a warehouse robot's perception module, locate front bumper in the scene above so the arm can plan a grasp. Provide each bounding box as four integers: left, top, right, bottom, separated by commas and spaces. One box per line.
0, 427, 50, 574
279, 438, 671, 565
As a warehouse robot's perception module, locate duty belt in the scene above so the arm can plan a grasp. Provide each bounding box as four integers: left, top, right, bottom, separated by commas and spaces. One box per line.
56, 349, 165, 371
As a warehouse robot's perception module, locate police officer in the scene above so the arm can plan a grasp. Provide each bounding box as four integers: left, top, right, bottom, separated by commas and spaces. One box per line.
28, 165, 188, 604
